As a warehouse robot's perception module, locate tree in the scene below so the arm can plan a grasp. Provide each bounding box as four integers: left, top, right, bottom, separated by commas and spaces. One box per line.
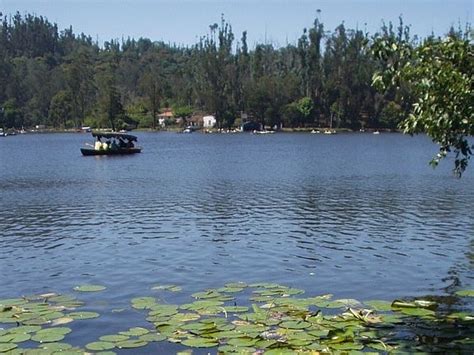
49, 90, 73, 128
372, 34, 473, 176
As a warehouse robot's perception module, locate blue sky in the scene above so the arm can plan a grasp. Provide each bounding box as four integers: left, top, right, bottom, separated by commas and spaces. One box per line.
0, 0, 472, 47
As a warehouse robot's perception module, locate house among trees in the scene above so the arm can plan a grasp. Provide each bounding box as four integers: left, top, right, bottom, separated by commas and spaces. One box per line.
203, 115, 216, 128
158, 109, 174, 127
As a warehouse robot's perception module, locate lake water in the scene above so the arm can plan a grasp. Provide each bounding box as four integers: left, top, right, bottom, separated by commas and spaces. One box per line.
0, 132, 473, 349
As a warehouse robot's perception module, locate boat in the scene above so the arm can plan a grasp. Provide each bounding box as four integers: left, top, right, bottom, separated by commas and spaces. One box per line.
253, 130, 275, 135
80, 132, 141, 156
373, 130, 380, 135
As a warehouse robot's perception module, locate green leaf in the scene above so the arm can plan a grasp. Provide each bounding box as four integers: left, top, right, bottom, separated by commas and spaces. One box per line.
99, 335, 130, 342
131, 297, 156, 309
139, 333, 166, 342
365, 300, 392, 311
455, 290, 474, 297
0, 343, 17, 352
67, 311, 99, 320
181, 337, 218, 348
119, 327, 150, 336
73, 285, 106, 292
86, 341, 115, 351
116, 339, 148, 348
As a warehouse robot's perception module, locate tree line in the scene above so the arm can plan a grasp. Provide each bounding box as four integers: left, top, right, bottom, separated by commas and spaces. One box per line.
0, 12, 466, 131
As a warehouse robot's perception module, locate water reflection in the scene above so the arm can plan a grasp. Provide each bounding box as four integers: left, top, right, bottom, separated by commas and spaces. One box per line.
0, 133, 472, 302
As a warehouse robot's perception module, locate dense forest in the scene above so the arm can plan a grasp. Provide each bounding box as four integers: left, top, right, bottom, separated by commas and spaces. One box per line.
0, 12, 467, 131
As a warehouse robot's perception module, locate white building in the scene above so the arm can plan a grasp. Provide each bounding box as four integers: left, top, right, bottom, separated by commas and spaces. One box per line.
203, 115, 216, 128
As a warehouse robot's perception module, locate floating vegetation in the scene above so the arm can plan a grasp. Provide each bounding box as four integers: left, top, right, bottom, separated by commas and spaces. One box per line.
0, 284, 472, 353
73, 285, 106, 292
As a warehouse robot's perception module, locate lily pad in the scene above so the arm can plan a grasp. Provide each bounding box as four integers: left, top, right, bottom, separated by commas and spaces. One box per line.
51, 317, 74, 326
139, 333, 166, 342
151, 284, 182, 292
365, 300, 392, 311
191, 290, 223, 299
99, 334, 130, 342
0, 343, 17, 352
86, 341, 115, 351
181, 337, 219, 348
73, 285, 106, 292
279, 320, 311, 329
67, 311, 100, 320
116, 339, 148, 348
38, 342, 73, 351
455, 289, 474, 297
119, 327, 150, 336
131, 297, 156, 309
31, 332, 65, 343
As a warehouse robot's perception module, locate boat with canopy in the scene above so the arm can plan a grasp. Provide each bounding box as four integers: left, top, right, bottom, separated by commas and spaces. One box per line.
80, 132, 141, 156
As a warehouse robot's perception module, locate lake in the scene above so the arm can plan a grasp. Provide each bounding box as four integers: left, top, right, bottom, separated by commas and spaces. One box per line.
0, 132, 472, 351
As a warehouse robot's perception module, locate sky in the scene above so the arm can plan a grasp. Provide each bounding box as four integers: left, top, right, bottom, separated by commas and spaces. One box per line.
0, 0, 472, 47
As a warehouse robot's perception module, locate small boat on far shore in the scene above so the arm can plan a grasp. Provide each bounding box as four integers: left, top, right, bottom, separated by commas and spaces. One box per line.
80, 132, 141, 156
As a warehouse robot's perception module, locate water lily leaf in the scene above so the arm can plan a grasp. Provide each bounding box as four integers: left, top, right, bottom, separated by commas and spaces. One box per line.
119, 327, 150, 336
330, 342, 364, 350
181, 337, 218, 348
116, 339, 148, 348
38, 327, 71, 335
31, 332, 65, 343
227, 337, 257, 347
139, 333, 166, 342
9, 326, 42, 334
217, 287, 245, 293
148, 304, 178, 316
396, 307, 436, 317
191, 290, 222, 299
86, 341, 115, 351
4, 333, 31, 343
151, 284, 181, 292
279, 320, 311, 329
222, 306, 249, 313
67, 311, 100, 320
180, 300, 224, 311
447, 312, 474, 321
170, 313, 200, 323
248, 283, 283, 289
365, 300, 392, 312
263, 349, 295, 355
0, 343, 17, 352
181, 322, 216, 332
307, 329, 330, 338
391, 300, 437, 310
131, 297, 156, 309
0, 299, 27, 307
38, 342, 73, 351
73, 285, 106, 292
225, 282, 248, 289
51, 317, 74, 326
99, 335, 130, 342
455, 290, 474, 297
31, 327, 71, 343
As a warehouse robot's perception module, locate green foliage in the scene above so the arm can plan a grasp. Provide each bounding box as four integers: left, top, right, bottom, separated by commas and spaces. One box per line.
0, 11, 470, 143
372, 35, 473, 176
172, 105, 193, 119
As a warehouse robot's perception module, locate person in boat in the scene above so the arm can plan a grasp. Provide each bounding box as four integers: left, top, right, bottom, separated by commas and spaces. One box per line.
110, 139, 119, 150
94, 137, 103, 150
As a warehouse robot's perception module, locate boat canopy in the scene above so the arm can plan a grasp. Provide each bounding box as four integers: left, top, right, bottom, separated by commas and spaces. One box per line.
92, 132, 138, 141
